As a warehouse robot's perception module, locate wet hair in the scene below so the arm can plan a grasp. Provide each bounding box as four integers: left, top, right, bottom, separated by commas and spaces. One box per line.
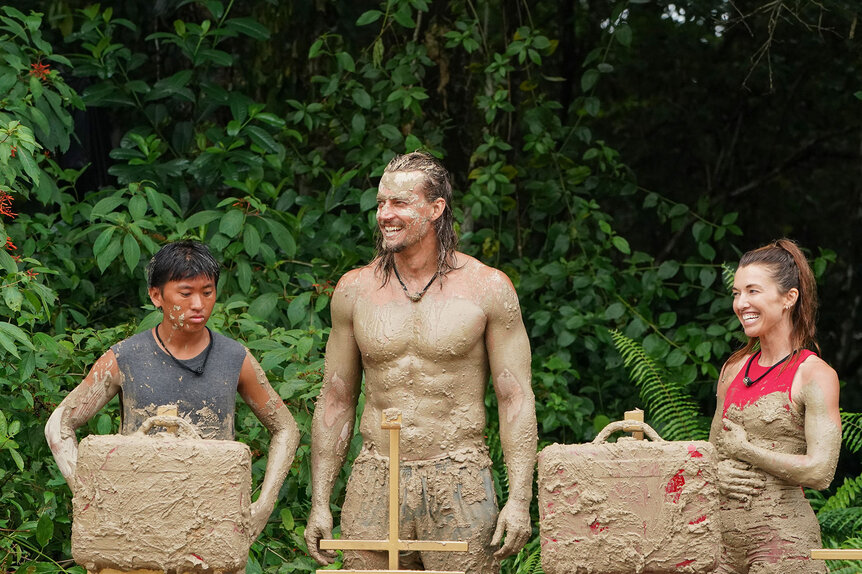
374, 151, 459, 284
146, 240, 220, 290
728, 238, 820, 366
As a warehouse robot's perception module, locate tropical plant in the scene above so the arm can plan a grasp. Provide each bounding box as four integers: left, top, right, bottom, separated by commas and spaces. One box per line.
2, 1, 860, 573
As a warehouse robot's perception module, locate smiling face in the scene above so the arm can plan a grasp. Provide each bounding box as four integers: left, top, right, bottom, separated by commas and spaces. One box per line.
732, 263, 798, 339
148, 274, 216, 335
376, 170, 445, 254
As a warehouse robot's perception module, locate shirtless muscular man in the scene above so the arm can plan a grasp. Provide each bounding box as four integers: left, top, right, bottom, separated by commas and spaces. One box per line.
304, 151, 537, 573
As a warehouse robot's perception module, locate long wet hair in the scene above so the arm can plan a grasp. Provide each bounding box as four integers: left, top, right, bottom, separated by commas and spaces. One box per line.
374, 151, 459, 285
728, 238, 820, 366
146, 240, 221, 290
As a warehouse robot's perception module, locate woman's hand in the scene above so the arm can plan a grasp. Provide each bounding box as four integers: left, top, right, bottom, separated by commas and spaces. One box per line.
719, 418, 751, 460
717, 458, 765, 505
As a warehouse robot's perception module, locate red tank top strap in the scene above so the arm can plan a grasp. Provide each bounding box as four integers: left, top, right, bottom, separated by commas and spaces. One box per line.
722, 349, 816, 415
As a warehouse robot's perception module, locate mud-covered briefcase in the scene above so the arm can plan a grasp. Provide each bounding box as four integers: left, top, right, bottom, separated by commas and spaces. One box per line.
537, 420, 719, 574
71, 415, 252, 573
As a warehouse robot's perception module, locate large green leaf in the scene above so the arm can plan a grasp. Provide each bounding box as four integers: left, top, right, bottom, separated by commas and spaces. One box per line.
219, 209, 244, 238
123, 233, 141, 272
35, 512, 53, 547
249, 292, 279, 320
225, 17, 270, 40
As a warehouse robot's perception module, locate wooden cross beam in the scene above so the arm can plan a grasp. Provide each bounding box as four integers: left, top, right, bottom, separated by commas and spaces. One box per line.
317, 409, 469, 574
811, 549, 862, 560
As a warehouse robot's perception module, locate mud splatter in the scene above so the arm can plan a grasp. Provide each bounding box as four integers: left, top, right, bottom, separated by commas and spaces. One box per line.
537, 437, 720, 574
71, 431, 252, 572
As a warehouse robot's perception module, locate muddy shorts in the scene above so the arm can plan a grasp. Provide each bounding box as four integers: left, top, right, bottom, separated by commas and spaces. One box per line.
717, 481, 826, 574
341, 447, 501, 573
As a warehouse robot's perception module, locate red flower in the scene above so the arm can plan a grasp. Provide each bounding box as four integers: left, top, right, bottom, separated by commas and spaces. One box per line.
43, 150, 51, 158
0, 192, 16, 218
25, 269, 38, 278
29, 61, 51, 81
9, 146, 17, 158
5, 237, 16, 250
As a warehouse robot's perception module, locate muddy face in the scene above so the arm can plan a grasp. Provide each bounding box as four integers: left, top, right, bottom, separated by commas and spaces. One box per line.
376, 171, 442, 254
148, 275, 216, 339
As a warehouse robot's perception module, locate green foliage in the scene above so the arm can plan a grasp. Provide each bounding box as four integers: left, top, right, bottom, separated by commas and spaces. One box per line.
809, 470, 862, 573
818, 488, 862, 572
1, 1, 859, 573
840, 411, 862, 454
610, 329, 710, 441
0, 6, 83, 199
509, 536, 543, 574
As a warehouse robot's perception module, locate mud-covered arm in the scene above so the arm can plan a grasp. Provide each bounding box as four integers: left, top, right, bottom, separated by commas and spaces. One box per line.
305, 274, 363, 564
720, 360, 841, 490
238, 351, 300, 539
485, 270, 537, 559
44, 350, 122, 494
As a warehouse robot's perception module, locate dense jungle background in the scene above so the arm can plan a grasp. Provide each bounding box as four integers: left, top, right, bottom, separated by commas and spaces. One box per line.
1, 0, 861, 572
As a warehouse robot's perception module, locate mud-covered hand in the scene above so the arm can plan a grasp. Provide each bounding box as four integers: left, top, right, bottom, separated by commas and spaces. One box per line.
249, 499, 273, 540
717, 458, 765, 504
304, 504, 337, 565
492, 500, 531, 559
720, 418, 753, 460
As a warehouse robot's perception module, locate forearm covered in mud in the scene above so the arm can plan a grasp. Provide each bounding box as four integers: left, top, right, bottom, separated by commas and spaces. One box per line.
487, 274, 537, 505
725, 380, 841, 490
256, 413, 299, 514
310, 370, 359, 508
310, 276, 362, 509
241, 353, 301, 510
44, 351, 121, 489
497, 385, 537, 505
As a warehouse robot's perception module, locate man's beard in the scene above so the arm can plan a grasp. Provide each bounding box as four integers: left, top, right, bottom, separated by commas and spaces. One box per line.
379, 240, 407, 255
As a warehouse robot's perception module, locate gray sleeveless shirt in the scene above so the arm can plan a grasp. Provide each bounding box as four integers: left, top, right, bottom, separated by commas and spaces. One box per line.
111, 329, 247, 439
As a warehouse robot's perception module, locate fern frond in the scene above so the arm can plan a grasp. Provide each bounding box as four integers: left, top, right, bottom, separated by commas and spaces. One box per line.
521, 546, 543, 574
721, 263, 735, 291
507, 537, 543, 574
838, 537, 862, 549
817, 507, 862, 540
818, 475, 862, 514
823, 537, 862, 573
610, 330, 710, 441
841, 411, 862, 453
825, 563, 862, 574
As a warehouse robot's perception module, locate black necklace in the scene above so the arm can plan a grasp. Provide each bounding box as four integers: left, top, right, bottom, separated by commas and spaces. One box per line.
154, 326, 214, 376
393, 263, 438, 302
743, 350, 793, 387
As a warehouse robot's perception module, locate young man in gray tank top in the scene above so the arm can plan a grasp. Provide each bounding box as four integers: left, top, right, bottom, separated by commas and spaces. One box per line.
45, 240, 300, 540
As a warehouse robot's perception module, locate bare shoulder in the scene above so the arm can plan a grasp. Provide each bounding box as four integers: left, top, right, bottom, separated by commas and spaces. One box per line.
334, 265, 373, 294
795, 353, 840, 396
91, 348, 121, 382
453, 252, 516, 294
451, 253, 521, 323
331, 265, 375, 313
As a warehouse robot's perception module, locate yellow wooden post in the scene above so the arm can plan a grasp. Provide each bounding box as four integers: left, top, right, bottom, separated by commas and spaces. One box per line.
156, 404, 179, 433
624, 408, 644, 440
382, 410, 401, 572
318, 409, 469, 574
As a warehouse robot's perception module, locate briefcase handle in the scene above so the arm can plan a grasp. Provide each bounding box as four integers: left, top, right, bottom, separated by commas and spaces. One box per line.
136, 415, 202, 439
592, 420, 665, 443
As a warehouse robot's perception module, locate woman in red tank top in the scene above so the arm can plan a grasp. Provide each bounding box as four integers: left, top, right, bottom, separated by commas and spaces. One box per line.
709, 239, 841, 574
